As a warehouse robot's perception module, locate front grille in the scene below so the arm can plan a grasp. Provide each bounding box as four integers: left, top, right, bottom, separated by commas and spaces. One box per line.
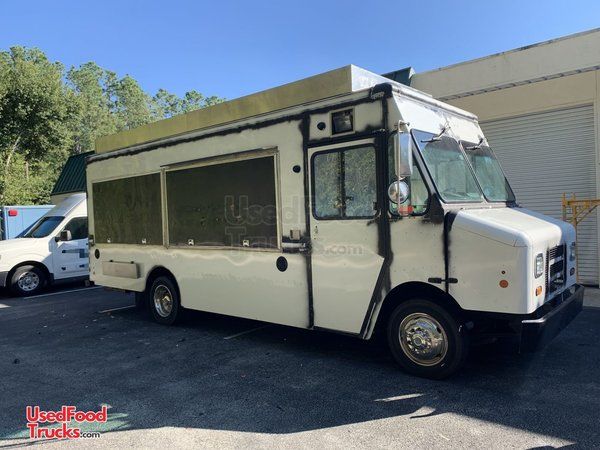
545, 244, 566, 297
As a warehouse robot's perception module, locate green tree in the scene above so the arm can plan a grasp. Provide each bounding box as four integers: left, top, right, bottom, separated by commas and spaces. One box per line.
153, 88, 224, 118
0, 46, 224, 205
67, 62, 118, 153
0, 47, 77, 204
110, 75, 157, 129
153, 88, 182, 118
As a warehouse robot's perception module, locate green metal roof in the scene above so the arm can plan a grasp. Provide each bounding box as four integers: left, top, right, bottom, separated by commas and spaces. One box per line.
51, 151, 93, 196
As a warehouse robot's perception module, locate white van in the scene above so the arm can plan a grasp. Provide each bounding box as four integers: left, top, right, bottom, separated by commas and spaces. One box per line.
87, 66, 583, 378
0, 193, 88, 296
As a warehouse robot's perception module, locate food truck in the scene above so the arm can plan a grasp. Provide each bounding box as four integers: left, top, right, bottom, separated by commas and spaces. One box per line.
86, 66, 583, 378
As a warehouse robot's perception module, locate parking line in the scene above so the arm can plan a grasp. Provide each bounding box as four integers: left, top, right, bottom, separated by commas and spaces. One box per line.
98, 305, 136, 314
223, 325, 270, 340
23, 286, 103, 300
374, 393, 425, 402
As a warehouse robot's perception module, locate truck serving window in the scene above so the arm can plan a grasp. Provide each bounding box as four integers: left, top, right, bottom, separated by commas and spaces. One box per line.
412, 130, 483, 203
312, 145, 377, 219
92, 173, 162, 245
166, 155, 278, 249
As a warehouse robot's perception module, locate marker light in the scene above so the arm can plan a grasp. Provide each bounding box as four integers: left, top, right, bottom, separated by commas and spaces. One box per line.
535, 286, 543, 296
7, 209, 17, 217
535, 253, 544, 278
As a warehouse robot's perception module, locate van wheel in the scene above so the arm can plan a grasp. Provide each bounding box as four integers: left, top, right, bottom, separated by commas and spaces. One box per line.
149, 276, 181, 325
387, 299, 469, 379
10, 265, 46, 297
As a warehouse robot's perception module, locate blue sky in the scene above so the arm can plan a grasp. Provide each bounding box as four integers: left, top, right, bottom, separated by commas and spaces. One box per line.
1, 1, 598, 100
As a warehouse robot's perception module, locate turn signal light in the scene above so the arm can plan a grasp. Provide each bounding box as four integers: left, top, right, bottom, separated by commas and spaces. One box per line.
535, 286, 543, 296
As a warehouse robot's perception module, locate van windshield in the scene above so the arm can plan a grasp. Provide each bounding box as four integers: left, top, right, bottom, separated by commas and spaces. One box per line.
461, 141, 516, 202
412, 130, 483, 203
19, 216, 64, 238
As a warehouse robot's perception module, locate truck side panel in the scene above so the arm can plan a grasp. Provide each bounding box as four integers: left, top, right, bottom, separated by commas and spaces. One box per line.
88, 120, 311, 329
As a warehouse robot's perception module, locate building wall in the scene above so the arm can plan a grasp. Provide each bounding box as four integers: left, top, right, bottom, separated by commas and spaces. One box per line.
409, 29, 600, 284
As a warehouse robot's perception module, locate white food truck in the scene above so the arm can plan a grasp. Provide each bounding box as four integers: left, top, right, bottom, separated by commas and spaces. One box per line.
87, 66, 583, 378
0, 193, 89, 296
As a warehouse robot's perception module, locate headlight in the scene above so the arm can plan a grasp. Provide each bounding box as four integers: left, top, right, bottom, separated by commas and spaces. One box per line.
535, 253, 544, 278
569, 242, 576, 261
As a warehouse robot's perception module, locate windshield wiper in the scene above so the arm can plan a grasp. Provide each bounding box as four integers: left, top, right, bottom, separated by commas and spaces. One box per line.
421, 126, 448, 143
465, 137, 486, 151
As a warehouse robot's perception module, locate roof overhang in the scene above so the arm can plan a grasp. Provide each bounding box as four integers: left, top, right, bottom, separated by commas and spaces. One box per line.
410, 28, 600, 101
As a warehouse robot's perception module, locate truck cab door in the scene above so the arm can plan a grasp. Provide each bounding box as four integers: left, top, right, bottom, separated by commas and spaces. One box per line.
308, 138, 385, 334
52, 217, 89, 279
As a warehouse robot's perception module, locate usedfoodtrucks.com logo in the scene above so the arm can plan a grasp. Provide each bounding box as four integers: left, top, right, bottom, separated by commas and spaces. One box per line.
26, 406, 105, 439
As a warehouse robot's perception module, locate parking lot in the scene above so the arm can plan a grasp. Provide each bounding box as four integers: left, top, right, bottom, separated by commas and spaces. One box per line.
0, 286, 599, 448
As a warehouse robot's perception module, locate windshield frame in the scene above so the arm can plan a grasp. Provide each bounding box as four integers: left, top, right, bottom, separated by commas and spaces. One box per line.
19, 216, 65, 238
411, 129, 484, 204
459, 140, 516, 204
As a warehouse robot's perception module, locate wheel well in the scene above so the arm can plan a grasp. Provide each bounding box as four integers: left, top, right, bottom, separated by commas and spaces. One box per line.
373, 281, 463, 335
8, 261, 51, 285
144, 266, 179, 295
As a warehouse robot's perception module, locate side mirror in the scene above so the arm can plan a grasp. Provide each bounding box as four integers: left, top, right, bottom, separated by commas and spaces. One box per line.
56, 230, 72, 242
392, 131, 413, 178
387, 180, 410, 205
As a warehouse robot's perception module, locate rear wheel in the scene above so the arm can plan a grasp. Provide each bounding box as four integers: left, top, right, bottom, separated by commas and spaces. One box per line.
387, 298, 469, 379
148, 276, 181, 325
10, 265, 47, 297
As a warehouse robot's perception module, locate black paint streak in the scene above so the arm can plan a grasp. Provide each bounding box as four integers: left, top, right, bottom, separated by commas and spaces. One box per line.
443, 211, 457, 293
300, 114, 315, 329
87, 83, 394, 165
358, 94, 393, 338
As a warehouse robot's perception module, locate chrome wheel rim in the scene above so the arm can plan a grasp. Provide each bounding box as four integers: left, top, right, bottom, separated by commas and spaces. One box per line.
17, 272, 40, 292
399, 313, 448, 366
153, 284, 173, 318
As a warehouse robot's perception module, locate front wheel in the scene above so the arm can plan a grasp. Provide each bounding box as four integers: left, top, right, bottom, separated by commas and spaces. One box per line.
387, 299, 469, 379
10, 265, 47, 297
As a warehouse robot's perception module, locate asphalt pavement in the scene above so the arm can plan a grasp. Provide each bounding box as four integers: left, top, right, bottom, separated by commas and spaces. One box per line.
1, 285, 599, 448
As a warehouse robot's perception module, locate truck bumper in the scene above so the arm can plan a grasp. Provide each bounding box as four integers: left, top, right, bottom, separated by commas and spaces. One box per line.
520, 284, 584, 352
0, 271, 9, 287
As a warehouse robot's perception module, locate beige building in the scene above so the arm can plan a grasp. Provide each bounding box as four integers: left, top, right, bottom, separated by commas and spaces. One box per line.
403, 29, 600, 285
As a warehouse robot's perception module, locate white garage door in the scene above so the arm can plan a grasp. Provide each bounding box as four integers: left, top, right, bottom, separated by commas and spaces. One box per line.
481, 105, 598, 285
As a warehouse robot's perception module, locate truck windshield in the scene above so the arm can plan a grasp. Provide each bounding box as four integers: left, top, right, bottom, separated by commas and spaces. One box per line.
461, 141, 516, 202
19, 216, 64, 238
412, 130, 483, 203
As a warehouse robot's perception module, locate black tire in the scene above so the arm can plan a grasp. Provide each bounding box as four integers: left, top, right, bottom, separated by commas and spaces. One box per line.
387, 298, 469, 379
10, 265, 47, 297
148, 276, 181, 325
